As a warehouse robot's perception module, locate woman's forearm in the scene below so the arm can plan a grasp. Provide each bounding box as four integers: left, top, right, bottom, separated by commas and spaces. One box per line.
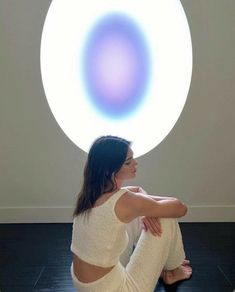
124, 186, 147, 194
125, 186, 185, 211
149, 195, 177, 201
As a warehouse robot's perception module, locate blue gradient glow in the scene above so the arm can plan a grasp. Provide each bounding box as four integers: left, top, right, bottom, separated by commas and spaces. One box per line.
82, 13, 151, 118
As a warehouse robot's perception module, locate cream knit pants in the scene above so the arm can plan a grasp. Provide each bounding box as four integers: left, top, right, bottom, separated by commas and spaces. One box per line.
71, 218, 185, 292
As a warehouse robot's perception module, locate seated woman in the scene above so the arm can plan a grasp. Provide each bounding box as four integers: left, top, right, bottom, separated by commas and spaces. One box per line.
71, 135, 192, 291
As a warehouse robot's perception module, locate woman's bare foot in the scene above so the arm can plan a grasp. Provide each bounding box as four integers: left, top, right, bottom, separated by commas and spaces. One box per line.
182, 259, 190, 266
163, 264, 192, 285
160, 259, 190, 279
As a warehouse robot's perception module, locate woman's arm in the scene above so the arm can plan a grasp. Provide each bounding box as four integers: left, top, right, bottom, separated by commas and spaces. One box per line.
124, 191, 187, 220
149, 195, 177, 201
123, 186, 147, 194
124, 186, 179, 202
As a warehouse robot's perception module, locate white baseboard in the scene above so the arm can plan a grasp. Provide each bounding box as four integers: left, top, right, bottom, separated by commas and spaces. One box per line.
0, 205, 234, 223
0, 207, 74, 223
180, 205, 235, 222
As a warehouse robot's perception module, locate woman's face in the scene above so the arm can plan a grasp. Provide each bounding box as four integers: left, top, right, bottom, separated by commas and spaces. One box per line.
115, 147, 138, 182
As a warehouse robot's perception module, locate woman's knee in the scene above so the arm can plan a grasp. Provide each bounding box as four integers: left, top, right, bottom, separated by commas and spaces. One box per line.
160, 218, 178, 233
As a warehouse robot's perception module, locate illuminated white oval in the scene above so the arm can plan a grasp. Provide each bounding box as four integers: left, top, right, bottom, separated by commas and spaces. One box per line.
40, 0, 193, 157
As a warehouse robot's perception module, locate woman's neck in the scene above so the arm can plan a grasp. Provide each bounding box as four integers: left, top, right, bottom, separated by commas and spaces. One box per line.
115, 178, 123, 189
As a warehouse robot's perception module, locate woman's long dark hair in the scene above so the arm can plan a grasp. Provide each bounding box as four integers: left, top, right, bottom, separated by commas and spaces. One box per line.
73, 135, 131, 217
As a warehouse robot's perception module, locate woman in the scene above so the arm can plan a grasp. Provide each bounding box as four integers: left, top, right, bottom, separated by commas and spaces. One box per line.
71, 135, 192, 291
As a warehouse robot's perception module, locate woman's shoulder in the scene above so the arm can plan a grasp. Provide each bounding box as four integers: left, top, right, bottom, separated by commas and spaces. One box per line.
115, 188, 144, 222
116, 187, 163, 220
120, 187, 149, 202
94, 188, 127, 208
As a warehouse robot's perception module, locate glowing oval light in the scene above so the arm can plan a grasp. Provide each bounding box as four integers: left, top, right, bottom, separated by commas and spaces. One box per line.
40, 0, 193, 158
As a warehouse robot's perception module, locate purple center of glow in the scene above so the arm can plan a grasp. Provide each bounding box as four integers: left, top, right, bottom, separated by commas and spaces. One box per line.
82, 13, 151, 118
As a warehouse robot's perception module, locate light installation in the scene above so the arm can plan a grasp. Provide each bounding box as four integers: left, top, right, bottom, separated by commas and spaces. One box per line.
40, 0, 192, 157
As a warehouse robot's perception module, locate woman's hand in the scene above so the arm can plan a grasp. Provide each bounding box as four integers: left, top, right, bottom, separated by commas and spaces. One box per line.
125, 186, 148, 195
141, 216, 162, 236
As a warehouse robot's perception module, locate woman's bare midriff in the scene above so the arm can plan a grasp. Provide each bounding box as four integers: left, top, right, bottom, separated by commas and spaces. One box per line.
73, 254, 114, 283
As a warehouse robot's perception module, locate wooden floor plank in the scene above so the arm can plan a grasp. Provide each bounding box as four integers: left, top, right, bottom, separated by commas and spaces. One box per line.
0, 223, 234, 292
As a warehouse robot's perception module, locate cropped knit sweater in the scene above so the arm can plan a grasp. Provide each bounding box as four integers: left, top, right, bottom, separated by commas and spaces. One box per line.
71, 188, 129, 267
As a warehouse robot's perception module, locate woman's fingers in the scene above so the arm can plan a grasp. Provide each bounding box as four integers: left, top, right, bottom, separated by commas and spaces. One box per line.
141, 217, 162, 236
151, 217, 162, 236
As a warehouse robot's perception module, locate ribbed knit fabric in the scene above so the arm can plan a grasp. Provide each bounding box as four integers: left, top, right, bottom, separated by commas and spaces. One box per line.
71, 188, 129, 267
71, 218, 186, 292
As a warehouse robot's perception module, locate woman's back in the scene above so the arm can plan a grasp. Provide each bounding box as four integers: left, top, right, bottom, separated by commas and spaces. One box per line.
71, 188, 130, 282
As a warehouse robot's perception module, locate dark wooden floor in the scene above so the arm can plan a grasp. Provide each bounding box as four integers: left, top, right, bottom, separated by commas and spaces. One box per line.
0, 223, 234, 292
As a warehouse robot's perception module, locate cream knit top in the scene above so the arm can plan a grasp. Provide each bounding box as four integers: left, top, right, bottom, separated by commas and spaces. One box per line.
71, 188, 129, 267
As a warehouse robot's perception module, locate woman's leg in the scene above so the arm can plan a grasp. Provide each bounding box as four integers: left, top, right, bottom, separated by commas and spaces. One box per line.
123, 218, 188, 292
119, 217, 142, 267
161, 219, 192, 285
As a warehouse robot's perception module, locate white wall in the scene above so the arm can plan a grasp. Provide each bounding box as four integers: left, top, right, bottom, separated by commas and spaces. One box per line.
0, 0, 234, 223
